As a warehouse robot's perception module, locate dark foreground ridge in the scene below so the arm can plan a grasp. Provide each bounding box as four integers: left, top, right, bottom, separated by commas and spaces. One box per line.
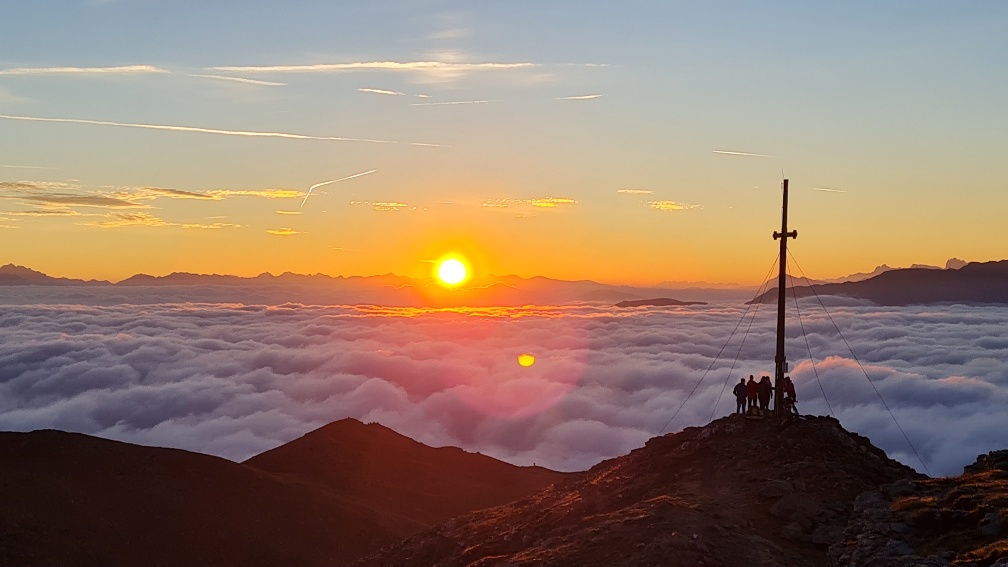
355, 416, 1007, 567
2, 418, 1005, 566
0, 419, 567, 566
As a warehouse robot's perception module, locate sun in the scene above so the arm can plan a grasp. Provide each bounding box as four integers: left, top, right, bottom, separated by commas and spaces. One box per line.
436, 257, 468, 286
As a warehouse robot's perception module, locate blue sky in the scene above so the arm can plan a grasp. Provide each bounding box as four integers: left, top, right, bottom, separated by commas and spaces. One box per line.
1, 1, 1006, 283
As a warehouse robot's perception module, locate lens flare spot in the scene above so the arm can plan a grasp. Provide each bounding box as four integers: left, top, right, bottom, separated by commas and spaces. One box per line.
517, 353, 536, 367
437, 258, 468, 286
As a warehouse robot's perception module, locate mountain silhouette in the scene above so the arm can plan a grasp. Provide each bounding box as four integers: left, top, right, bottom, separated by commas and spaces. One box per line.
244, 419, 568, 527
11, 261, 1007, 307
0, 420, 566, 566
751, 260, 1008, 306
0, 264, 108, 286
0, 264, 721, 307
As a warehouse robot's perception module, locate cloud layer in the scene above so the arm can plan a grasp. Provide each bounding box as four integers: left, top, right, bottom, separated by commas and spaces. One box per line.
0, 294, 1004, 476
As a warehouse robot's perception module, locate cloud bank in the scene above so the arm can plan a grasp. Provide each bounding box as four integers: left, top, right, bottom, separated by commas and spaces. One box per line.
0, 296, 1004, 476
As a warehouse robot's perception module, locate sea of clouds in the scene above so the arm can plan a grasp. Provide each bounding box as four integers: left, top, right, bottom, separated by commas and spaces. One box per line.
1, 290, 1005, 476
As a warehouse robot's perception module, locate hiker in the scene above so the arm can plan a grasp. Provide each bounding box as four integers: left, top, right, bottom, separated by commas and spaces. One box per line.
733, 378, 747, 414
783, 376, 798, 416
757, 375, 772, 412
746, 375, 758, 410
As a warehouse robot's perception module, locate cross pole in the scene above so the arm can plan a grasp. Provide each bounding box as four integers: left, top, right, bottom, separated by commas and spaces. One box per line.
773, 179, 797, 417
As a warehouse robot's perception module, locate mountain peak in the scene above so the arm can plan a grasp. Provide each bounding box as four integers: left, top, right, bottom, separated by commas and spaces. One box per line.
0, 263, 45, 276
245, 418, 567, 527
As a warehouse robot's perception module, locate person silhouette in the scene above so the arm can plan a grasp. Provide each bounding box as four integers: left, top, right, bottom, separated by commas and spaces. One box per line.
783, 376, 798, 417
757, 376, 772, 413
733, 378, 747, 415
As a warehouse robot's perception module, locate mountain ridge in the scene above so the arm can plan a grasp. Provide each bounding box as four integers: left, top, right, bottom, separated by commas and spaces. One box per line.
0, 419, 568, 566
751, 260, 1008, 306
244, 418, 569, 527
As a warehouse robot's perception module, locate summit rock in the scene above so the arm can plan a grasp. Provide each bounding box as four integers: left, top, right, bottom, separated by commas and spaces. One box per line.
356, 416, 920, 566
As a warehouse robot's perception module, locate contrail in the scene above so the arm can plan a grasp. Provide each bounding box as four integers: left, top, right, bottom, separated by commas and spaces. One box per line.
187, 74, 286, 86
410, 99, 499, 106
814, 187, 847, 193
301, 169, 377, 207
557, 94, 602, 100
712, 149, 775, 158
358, 88, 404, 96
0, 114, 396, 144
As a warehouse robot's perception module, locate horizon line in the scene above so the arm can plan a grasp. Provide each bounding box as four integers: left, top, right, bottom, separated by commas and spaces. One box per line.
0, 260, 993, 289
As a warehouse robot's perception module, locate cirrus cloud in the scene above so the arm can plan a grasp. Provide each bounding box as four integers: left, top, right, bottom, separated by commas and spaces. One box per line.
0, 65, 168, 76
266, 227, 300, 236
648, 200, 700, 212
211, 61, 537, 74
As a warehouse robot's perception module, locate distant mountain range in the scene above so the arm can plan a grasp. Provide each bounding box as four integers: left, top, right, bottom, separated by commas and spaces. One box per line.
751, 260, 1008, 306
0, 264, 735, 306
4, 417, 1003, 565
2, 259, 1005, 306
0, 264, 110, 286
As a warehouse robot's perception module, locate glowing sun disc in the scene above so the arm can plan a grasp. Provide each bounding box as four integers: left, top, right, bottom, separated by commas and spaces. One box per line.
517, 353, 536, 367
437, 258, 468, 285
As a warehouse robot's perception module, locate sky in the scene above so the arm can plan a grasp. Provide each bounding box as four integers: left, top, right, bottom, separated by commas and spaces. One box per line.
1, 1, 1005, 285
1, 289, 1005, 476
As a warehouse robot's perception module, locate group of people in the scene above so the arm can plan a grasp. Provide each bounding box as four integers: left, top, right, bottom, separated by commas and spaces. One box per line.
732, 374, 798, 417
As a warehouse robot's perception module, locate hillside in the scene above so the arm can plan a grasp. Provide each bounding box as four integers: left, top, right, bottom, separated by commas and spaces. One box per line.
245, 419, 569, 527
355, 416, 923, 566
0, 421, 567, 566
832, 450, 1008, 566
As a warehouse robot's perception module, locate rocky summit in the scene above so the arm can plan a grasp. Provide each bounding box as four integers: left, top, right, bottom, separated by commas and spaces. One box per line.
356, 415, 923, 566
831, 450, 1008, 566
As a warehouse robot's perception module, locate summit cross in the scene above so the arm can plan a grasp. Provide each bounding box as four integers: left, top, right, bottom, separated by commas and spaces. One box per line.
773, 179, 797, 417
